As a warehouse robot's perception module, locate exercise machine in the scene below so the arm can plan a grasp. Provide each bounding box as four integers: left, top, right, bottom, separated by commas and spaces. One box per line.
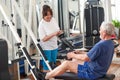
85, 0, 104, 47
0, 39, 11, 80
0, 4, 45, 80
55, 0, 115, 80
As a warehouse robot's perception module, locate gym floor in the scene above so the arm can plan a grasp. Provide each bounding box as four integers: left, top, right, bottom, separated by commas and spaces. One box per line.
108, 62, 120, 80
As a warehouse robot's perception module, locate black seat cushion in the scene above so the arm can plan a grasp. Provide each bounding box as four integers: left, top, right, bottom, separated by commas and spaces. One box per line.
55, 72, 115, 80
0, 39, 11, 80
97, 74, 115, 80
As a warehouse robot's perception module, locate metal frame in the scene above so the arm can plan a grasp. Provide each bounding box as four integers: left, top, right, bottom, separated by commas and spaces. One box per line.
0, 4, 38, 80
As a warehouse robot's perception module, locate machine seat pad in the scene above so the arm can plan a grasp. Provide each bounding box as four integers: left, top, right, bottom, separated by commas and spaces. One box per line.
54, 72, 115, 80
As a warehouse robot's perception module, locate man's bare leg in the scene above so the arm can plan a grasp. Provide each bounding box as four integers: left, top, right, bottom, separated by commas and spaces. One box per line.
45, 60, 84, 79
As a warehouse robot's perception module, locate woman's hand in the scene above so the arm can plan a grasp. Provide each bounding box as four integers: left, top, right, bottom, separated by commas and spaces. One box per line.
42, 30, 62, 41
58, 30, 63, 35
54, 30, 63, 36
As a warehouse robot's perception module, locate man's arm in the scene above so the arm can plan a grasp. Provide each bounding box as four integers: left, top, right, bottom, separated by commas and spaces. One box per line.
67, 51, 90, 61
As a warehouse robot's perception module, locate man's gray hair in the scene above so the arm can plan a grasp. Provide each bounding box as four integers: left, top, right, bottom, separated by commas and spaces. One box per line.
100, 21, 115, 35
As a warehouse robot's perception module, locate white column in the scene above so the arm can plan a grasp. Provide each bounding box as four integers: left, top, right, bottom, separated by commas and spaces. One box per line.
52, 0, 58, 22
32, 0, 38, 38
62, 0, 70, 37
115, 0, 120, 21
103, 0, 112, 21
19, 0, 27, 47
27, 0, 32, 53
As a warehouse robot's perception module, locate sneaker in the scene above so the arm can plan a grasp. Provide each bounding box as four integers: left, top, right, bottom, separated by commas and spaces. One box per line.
33, 68, 46, 80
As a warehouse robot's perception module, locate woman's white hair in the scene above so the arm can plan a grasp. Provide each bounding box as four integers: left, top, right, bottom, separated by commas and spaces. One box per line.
100, 21, 115, 35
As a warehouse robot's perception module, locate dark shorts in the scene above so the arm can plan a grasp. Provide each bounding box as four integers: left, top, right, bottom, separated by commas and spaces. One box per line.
77, 62, 95, 80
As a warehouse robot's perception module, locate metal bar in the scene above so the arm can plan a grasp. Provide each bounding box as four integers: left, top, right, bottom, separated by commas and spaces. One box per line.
79, 1, 87, 51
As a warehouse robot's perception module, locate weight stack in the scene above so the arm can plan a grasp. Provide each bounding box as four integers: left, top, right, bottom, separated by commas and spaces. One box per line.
86, 36, 100, 47
0, 39, 11, 80
85, 5, 104, 46
85, 6, 104, 36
